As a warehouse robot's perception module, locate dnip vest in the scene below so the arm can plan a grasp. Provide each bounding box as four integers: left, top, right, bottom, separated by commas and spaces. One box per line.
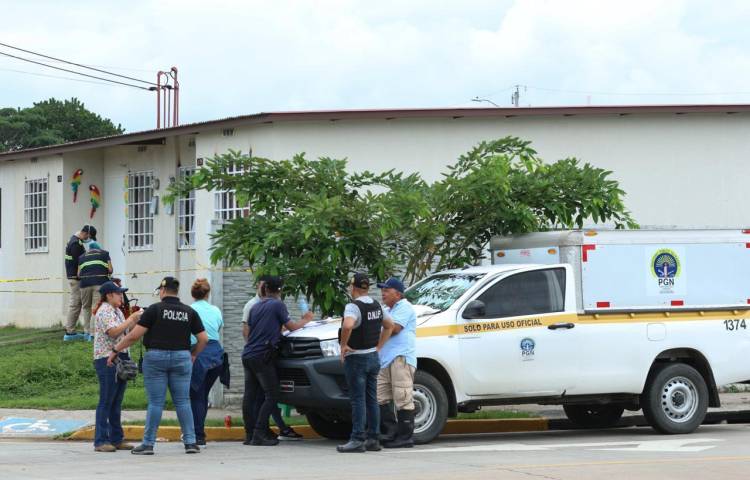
348, 300, 384, 350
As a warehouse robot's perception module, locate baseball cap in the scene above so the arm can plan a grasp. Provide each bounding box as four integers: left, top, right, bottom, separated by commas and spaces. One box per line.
99, 281, 128, 296
81, 225, 97, 241
350, 273, 370, 289
264, 276, 283, 293
377, 277, 405, 293
155, 276, 180, 293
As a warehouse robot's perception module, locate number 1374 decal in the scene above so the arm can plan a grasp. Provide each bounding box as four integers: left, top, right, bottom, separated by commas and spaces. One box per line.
724, 319, 747, 331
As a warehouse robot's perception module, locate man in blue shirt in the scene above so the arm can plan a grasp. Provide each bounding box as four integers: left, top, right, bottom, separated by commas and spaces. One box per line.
376, 277, 417, 448
241, 276, 313, 446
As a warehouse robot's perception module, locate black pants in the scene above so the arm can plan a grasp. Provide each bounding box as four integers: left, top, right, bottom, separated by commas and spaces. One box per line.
242, 356, 280, 434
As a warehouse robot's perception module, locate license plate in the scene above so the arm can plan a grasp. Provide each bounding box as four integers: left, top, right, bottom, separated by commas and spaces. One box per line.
280, 380, 295, 393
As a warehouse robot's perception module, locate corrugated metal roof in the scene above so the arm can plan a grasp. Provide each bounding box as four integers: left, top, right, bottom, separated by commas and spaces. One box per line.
2, 104, 749, 161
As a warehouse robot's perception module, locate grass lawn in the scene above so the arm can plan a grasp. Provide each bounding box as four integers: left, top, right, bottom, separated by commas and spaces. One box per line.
0, 326, 156, 410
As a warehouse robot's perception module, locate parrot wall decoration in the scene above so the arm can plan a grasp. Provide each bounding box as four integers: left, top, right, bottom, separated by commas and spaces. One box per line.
71, 169, 83, 202
89, 184, 101, 219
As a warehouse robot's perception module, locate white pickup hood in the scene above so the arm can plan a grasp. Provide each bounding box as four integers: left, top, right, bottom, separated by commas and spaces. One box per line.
286, 304, 439, 341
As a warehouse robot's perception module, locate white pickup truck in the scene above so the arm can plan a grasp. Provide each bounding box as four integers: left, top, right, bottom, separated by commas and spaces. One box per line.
277, 229, 750, 444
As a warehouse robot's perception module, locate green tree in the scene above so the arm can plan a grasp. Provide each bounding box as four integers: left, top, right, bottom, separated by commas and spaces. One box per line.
0, 98, 123, 152
168, 138, 636, 315
391, 137, 638, 282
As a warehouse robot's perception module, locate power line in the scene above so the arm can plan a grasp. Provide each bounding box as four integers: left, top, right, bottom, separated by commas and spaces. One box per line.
0, 66, 124, 87
0, 50, 152, 91
0, 41, 157, 86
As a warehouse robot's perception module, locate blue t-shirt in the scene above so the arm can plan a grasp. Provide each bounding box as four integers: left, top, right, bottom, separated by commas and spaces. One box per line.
190, 300, 223, 345
379, 299, 417, 369
242, 298, 290, 360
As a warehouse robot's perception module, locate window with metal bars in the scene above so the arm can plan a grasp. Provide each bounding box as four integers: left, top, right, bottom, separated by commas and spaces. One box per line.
127, 171, 154, 251
214, 161, 249, 220
24, 178, 48, 253
177, 167, 196, 249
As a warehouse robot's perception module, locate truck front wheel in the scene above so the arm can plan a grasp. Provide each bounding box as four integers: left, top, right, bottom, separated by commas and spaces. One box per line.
563, 404, 625, 429
305, 411, 351, 440
413, 370, 449, 445
641, 363, 708, 434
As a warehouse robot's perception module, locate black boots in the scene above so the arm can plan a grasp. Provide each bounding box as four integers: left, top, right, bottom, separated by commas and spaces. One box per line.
379, 401, 398, 442
383, 409, 415, 448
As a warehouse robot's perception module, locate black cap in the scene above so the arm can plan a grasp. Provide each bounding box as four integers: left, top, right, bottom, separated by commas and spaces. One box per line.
81, 225, 97, 241
350, 273, 370, 289
264, 276, 283, 293
99, 281, 128, 296
156, 276, 180, 292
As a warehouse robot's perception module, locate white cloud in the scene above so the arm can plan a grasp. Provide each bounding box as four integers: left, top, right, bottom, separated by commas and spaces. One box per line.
2, 0, 750, 131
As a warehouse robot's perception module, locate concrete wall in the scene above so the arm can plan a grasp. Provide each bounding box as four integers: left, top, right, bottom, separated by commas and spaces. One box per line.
0, 154, 64, 327
196, 113, 750, 229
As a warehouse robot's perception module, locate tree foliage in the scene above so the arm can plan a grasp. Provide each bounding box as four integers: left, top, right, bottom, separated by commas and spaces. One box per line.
168, 138, 636, 315
0, 98, 124, 152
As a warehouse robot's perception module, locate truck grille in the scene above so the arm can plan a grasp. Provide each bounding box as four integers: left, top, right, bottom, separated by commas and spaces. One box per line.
279, 337, 322, 359
278, 368, 311, 386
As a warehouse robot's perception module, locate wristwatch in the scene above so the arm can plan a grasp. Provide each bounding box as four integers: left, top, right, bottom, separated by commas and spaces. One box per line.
111, 347, 120, 354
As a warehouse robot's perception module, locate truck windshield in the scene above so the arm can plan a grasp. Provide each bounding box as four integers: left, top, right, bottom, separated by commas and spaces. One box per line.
405, 273, 484, 311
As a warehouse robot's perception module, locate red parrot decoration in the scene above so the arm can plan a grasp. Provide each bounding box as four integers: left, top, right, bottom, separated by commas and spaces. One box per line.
71, 169, 83, 202
89, 184, 101, 219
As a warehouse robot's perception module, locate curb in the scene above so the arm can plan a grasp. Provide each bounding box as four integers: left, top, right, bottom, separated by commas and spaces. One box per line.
67, 418, 549, 442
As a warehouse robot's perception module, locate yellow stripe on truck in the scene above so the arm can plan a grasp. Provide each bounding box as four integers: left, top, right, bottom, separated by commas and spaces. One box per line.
416, 310, 750, 338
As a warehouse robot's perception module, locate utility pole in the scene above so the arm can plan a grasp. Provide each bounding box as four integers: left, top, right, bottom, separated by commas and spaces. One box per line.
154, 67, 180, 128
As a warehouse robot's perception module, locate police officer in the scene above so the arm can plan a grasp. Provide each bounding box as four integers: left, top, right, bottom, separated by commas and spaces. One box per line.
64, 225, 97, 340
241, 276, 313, 446
108, 276, 208, 455
337, 273, 394, 453
78, 241, 113, 341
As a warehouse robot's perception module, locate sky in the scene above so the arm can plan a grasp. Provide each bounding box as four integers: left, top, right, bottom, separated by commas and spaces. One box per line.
3, 0, 750, 132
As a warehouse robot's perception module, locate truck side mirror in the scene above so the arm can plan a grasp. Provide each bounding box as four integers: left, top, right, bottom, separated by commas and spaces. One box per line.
462, 300, 486, 319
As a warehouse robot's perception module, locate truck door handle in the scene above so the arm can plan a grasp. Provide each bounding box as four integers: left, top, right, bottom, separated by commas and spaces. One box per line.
548, 322, 575, 330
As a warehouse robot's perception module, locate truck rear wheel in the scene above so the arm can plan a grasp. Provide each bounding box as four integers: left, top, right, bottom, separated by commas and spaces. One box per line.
413, 370, 449, 445
305, 411, 351, 440
563, 404, 624, 429
641, 363, 708, 434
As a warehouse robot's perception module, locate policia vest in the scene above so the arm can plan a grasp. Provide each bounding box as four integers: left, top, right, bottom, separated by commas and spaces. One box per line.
347, 300, 384, 351
78, 249, 110, 288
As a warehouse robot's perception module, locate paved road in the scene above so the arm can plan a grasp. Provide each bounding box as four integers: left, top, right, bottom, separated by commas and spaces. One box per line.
3, 424, 750, 480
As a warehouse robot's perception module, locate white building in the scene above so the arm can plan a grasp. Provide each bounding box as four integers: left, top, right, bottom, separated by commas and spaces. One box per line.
1, 104, 749, 330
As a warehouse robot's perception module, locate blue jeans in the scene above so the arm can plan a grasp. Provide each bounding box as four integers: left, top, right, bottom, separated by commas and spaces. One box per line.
142, 349, 195, 446
190, 363, 222, 443
343, 351, 380, 441
93, 354, 129, 446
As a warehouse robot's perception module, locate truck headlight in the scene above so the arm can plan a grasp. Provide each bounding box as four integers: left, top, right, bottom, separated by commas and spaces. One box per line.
320, 339, 341, 357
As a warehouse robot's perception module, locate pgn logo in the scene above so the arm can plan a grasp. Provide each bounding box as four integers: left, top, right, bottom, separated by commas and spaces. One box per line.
520, 338, 535, 360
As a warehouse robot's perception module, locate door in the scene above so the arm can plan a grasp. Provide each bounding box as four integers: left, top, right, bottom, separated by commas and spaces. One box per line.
458, 267, 578, 397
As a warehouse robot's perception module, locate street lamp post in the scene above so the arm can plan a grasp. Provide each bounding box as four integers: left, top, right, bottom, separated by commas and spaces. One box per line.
471, 97, 500, 107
